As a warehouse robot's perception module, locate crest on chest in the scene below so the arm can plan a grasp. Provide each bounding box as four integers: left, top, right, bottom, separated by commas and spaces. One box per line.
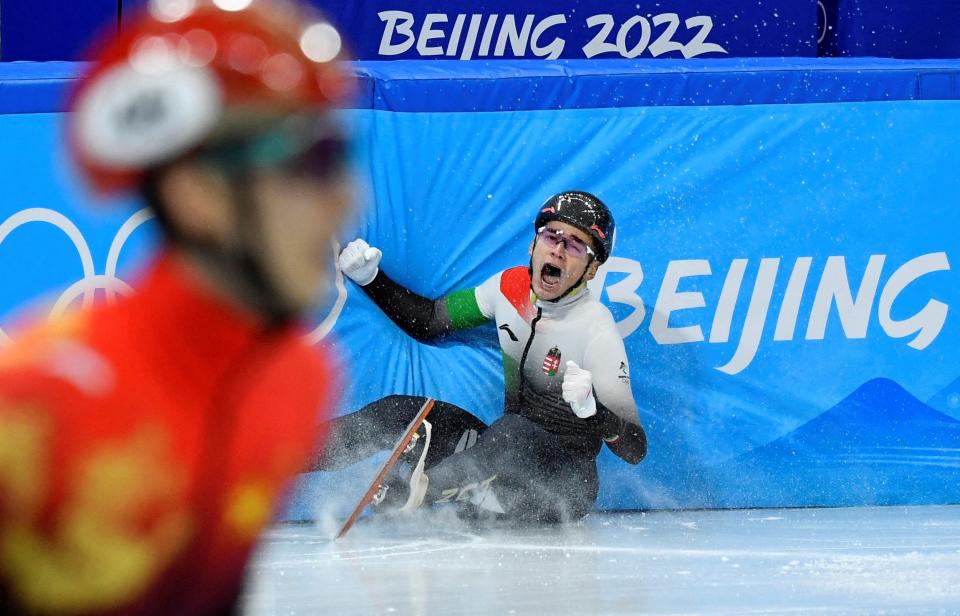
541, 346, 562, 376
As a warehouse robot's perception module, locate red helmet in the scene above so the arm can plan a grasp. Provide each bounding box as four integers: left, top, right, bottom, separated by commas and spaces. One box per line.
69, 0, 355, 194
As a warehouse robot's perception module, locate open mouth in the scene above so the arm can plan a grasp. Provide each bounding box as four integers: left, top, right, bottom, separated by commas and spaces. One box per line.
540, 264, 562, 289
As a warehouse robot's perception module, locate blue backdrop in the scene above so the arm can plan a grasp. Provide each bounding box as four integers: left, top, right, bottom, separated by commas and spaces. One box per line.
819, 0, 960, 59
310, 0, 817, 59
122, 0, 820, 59
1, 59, 959, 517
5, 0, 960, 61
0, 0, 115, 61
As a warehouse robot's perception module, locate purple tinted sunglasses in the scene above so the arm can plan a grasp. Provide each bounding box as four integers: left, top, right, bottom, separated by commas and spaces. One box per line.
536, 226, 595, 258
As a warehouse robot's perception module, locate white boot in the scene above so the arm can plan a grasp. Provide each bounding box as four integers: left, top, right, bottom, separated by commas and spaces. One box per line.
399, 419, 431, 512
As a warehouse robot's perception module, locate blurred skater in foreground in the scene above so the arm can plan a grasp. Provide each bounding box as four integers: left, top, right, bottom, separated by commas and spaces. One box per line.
0, 0, 354, 612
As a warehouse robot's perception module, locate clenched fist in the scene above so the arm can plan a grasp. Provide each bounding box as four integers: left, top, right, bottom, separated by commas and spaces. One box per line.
562, 360, 597, 419
338, 238, 382, 286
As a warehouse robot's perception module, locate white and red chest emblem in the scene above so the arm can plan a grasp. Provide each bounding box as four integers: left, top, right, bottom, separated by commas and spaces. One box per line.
542, 347, 562, 376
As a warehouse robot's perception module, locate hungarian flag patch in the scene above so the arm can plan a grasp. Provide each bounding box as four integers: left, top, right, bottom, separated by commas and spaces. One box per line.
542, 347, 562, 376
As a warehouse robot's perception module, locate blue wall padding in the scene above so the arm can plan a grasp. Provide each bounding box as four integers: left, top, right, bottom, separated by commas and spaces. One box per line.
1, 59, 959, 518
5, 58, 960, 117
353, 58, 960, 110
0, 62, 90, 114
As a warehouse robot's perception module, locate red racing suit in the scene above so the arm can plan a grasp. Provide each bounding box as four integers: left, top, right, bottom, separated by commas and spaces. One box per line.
0, 253, 336, 614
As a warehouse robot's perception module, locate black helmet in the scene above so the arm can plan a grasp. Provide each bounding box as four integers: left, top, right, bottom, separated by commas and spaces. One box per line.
534, 191, 615, 263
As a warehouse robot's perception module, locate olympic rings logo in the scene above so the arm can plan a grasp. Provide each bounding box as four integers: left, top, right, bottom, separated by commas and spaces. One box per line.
817, 1, 828, 45
307, 240, 347, 345
0, 207, 345, 346
0, 207, 152, 345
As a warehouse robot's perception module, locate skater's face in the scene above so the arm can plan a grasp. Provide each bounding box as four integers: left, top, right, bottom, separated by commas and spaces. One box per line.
249, 166, 354, 312
529, 221, 600, 301
156, 124, 355, 316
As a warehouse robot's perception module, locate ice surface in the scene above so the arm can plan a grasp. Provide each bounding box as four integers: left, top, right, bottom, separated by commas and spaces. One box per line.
241, 505, 960, 615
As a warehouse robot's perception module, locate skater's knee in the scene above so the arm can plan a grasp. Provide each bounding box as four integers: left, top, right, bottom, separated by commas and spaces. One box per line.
369, 395, 430, 424
492, 413, 538, 434
487, 414, 552, 448
379, 394, 425, 407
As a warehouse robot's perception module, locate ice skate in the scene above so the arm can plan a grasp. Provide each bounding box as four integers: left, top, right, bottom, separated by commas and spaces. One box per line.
336, 399, 435, 538
372, 419, 432, 512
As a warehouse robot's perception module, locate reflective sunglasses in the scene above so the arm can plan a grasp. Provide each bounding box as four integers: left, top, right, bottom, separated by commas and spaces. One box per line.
536, 226, 595, 258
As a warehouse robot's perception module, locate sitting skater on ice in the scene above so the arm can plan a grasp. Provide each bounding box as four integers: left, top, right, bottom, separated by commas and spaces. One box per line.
314, 191, 647, 523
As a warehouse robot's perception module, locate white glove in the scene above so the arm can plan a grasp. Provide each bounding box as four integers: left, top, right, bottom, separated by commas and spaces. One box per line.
338, 239, 382, 286
562, 360, 597, 419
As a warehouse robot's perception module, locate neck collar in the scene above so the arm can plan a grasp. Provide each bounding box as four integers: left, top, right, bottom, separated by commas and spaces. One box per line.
533, 282, 591, 314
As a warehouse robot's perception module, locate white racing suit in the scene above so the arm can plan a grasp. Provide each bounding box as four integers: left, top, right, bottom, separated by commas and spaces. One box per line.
315, 266, 646, 522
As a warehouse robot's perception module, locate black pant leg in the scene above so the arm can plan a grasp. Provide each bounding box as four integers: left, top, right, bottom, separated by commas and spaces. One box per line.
312, 395, 487, 471
420, 402, 488, 468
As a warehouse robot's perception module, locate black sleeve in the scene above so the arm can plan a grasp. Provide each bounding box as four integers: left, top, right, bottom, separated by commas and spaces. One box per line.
596, 400, 647, 465
361, 270, 454, 341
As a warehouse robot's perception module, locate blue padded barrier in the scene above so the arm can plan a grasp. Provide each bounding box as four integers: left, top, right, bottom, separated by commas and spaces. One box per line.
1, 58, 959, 517
5, 58, 960, 117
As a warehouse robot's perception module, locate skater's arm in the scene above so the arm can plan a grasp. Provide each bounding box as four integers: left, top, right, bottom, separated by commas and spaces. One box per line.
362, 271, 453, 340
583, 331, 648, 465
339, 239, 492, 341
363, 273, 490, 341
595, 401, 647, 465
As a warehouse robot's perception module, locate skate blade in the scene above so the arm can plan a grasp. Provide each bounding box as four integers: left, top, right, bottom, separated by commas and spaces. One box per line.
371, 484, 388, 506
